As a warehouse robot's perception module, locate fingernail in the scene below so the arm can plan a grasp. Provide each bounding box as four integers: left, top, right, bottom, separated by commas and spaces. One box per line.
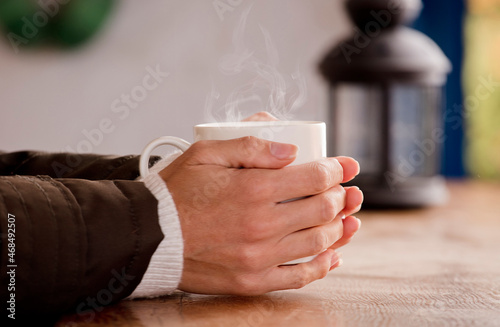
330, 255, 343, 271
354, 159, 360, 176
270, 142, 298, 160
354, 216, 362, 227
330, 253, 340, 267
330, 252, 342, 266
356, 187, 364, 199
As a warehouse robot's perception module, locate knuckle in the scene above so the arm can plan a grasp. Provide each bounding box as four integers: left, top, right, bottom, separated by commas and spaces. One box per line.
239, 136, 262, 156
332, 158, 344, 181
309, 160, 333, 193
335, 184, 346, 195
318, 265, 330, 279
233, 136, 262, 162
242, 219, 267, 242
290, 264, 329, 290
310, 229, 330, 254
320, 193, 336, 223
241, 135, 260, 144
334, 185, 347, 206
290, 271, 310, 290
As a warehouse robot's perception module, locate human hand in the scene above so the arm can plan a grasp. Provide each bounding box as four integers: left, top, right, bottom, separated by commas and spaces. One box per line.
159, 136, 362, 296
243, 111, 363, 261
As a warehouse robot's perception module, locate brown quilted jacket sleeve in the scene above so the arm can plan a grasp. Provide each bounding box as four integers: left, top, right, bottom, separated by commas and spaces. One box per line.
0, 150, 160, 180
0, 151, 164, 322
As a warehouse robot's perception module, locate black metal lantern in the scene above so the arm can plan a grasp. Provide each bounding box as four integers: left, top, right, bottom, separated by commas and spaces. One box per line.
319, 0, 451, 207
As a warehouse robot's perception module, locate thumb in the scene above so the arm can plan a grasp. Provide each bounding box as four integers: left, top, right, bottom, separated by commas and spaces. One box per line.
186, 136, 298, 169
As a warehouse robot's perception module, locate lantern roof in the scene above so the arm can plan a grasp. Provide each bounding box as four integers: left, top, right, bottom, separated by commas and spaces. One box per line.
319, 0, 452, 85
346, 0, 423, 28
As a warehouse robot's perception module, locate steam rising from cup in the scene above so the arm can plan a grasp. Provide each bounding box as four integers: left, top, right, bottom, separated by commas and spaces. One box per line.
205, 6, 307, 123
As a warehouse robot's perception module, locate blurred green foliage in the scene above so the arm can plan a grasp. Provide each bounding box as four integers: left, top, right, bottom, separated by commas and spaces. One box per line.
0, 0, 115, 50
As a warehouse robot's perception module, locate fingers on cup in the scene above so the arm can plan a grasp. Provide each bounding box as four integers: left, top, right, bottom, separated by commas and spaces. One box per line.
329, 216, 361, 250
187, 137, 297, 169
335, 156, 360, 183
276, 218, 344, 264
274, 184, 346, 233
269, 249, 338, 291
271, 158, 344, 201
343, 186, 364, 216
300, 158, 344, 195
232, 249, 339, 295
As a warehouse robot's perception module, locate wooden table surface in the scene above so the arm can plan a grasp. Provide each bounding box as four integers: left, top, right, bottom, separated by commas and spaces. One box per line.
57, 180, 500, 327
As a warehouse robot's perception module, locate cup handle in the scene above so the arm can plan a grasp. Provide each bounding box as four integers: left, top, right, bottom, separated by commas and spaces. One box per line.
139, 136, 191, 178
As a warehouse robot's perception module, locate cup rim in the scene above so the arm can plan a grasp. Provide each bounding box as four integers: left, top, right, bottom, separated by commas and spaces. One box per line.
195, 121, 325, 128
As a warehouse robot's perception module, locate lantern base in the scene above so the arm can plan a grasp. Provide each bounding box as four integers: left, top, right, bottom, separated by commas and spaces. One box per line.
352, 176, 449, 208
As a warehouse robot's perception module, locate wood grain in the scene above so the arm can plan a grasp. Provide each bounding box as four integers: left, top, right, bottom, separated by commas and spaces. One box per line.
56, 180, 500, 327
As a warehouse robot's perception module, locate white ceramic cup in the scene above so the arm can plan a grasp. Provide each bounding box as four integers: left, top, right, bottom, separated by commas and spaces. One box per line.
139, 121, 327, 264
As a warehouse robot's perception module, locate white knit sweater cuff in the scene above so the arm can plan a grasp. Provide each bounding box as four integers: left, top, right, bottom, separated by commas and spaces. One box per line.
129, 170, 184, 298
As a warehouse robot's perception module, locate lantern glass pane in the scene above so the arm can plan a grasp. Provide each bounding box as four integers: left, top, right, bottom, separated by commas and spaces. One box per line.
333, 84, 383, 175
389, 85, 442, 177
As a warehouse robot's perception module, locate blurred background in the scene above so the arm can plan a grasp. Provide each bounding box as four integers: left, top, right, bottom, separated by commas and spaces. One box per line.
0, 0, 347, 155
0, 0, 499, 179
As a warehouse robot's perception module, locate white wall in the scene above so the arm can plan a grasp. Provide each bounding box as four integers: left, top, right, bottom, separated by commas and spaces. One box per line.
0, 0, 349, 156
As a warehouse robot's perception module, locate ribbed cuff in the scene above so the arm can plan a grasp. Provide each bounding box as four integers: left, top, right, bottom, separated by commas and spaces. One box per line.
147, 151, 182, 176
129, 172, 184, 298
